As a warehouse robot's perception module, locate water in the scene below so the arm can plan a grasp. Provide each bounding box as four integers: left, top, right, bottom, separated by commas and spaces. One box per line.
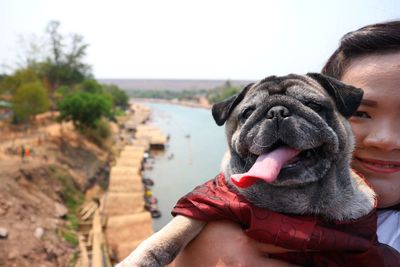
140, 102, 227, 231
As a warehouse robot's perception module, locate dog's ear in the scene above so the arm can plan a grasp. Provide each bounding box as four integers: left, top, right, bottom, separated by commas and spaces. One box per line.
306, 73, 363, 118
212, 83, 254, 126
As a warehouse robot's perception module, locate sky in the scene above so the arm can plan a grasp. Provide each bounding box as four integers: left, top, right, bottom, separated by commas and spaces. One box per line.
0, 0, 399, 80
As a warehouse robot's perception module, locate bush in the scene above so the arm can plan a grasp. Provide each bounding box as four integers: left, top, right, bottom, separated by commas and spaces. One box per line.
79, 79, 103, 94
12, 81, 50, 123
103, 84, 129, 110
58, 91, 112, 129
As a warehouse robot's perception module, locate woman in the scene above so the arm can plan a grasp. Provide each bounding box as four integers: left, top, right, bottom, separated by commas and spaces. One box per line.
172, 21, 400, 266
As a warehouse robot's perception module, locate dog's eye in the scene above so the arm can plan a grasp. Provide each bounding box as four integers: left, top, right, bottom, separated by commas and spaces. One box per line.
306, 102, 322, 112
240, 107, 255, 121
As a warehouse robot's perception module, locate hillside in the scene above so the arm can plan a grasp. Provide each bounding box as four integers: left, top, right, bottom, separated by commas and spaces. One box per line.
0, 118, 111, 267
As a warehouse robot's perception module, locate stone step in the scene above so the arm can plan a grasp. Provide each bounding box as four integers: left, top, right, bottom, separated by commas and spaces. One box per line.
103, 192, 145, 216
119, 150, 144, 159
115, 158, 142, 168
123, 146, 146, 154
106, 212, 153, 261
108, 175, 143, 193
110, 166, 141, 176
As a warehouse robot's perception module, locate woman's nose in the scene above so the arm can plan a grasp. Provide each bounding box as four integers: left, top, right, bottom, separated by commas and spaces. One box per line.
363, 120, 400, 151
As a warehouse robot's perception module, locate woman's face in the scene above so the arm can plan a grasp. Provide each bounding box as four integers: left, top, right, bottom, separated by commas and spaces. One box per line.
341, 52, 400, 208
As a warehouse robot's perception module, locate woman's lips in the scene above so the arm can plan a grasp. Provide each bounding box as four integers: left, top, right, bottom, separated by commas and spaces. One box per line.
355, 157, 400, 174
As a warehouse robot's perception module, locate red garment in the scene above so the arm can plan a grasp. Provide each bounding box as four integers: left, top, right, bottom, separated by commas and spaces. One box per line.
172, 173, 400, 267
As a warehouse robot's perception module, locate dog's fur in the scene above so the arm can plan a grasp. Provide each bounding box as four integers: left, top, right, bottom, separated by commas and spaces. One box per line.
117, 73, 376, 267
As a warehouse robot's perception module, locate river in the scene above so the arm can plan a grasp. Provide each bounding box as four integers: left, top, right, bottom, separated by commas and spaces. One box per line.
140, 102, 227, 231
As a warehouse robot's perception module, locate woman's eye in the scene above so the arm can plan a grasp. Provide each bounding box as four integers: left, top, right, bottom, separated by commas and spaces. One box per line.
352, 111, 371, 119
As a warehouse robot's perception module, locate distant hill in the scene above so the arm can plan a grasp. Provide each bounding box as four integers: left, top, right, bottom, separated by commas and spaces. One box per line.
98, 79, 253, 91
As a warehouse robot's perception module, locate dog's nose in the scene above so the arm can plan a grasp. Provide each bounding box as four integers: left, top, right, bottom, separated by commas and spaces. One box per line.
267, 106, 291, 119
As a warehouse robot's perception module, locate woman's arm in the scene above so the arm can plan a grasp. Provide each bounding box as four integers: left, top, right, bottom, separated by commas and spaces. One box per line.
169, 220, 300, 267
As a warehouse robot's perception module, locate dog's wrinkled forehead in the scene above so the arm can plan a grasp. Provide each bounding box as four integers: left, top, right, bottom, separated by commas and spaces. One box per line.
248, 74, 324, 98
241, 74, 327, 106
211, 73, 364, 126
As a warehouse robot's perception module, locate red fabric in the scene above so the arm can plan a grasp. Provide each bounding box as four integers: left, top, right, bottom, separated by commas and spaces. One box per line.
172, 173, 400, 267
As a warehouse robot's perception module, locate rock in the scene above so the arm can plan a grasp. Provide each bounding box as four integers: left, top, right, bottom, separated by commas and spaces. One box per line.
34, 227, 44, 239
0, 208, 5, 216
54, 203, 68, 218
0, 199, 10, 216
0, 227, 8, 238
7, 247, 19, 259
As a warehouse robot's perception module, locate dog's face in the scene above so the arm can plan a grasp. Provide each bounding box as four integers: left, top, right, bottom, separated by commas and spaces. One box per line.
212, 73, 364, 214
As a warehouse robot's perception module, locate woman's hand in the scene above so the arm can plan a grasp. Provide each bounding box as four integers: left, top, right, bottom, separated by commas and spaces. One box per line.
168, 220, 300, 267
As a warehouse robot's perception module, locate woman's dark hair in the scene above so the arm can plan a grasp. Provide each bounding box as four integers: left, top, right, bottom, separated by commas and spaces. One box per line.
322, 20, 400, 79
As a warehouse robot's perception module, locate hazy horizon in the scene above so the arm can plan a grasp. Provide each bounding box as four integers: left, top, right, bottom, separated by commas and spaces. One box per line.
99, 78, 253, 91
1, 1, 399, 80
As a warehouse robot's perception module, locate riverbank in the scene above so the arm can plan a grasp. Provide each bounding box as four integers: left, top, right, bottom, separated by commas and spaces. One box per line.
132, 97, 212, 110
102, 103, 168, 263
0, 101, 224, 266
139, 102, 227, 230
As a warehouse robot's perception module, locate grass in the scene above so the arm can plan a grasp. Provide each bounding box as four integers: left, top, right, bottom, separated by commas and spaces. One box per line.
68, 251, 79, 267
50, 166, 84, 247
62, 230, 79, 246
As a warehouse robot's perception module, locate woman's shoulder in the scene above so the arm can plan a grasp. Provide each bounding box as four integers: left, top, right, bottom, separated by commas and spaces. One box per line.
377, 209, 400, 252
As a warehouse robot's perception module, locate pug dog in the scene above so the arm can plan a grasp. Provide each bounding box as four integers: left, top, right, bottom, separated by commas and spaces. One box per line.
117, 73, 379, 267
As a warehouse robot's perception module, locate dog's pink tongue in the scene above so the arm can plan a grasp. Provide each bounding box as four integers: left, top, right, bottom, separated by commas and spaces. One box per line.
231, 147, 300, 188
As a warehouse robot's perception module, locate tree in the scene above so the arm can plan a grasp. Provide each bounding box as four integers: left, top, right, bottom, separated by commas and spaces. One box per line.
207, 80, 240, 104
103, 84, 129, 110
12, 82, 50, 123
79, 79, 103, 94
58, 91, 112, 129
10, 21, 91, 93
41, 21, 91, 90
0, 67, 40, 96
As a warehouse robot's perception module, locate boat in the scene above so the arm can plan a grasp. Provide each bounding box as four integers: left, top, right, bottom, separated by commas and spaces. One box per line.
151, 210, 162, 218
142, 177, 154, 186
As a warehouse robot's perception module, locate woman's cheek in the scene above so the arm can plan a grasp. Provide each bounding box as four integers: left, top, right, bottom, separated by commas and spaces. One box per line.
349, 121, 366, 147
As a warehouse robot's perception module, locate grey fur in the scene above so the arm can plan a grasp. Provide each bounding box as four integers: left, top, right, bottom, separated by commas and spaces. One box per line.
221, 73, 375, 221
117, 73, 376, 267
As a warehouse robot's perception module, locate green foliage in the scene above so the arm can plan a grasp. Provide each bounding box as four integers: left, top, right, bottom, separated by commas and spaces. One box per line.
12, 82, 50, 122
207, 80, 240, 104
103, 84, 129, 109
1, 20, 93, 125
49, 166, 83, 248
41, 21, 91, 89
68, 252, 79, 267
113, 107, 126, 116
78, 79, 103, 94
62, 230, 78, 246
53, 169, 84, 212
58, 91, 113, 129
53, 85, 71, 103
40, 61, 87, 88
0, 68, 40, 96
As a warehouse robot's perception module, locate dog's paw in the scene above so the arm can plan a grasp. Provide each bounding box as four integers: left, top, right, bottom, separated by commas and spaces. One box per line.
115, 258, 160, 267
116, 251, 167, 267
